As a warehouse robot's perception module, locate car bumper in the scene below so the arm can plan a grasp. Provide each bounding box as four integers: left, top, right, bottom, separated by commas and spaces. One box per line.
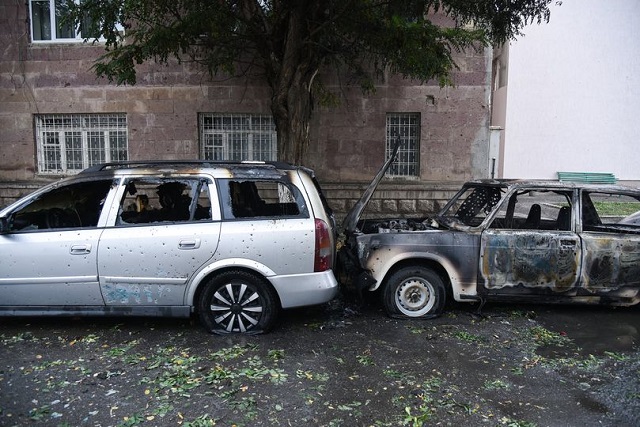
269, 270, 339, 309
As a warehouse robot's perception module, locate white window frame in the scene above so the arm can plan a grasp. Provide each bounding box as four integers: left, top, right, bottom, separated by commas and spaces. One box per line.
28, 0, 119, 44
36, 113, 128, 174
386, 112, 420, 178
200, 113, 278, 162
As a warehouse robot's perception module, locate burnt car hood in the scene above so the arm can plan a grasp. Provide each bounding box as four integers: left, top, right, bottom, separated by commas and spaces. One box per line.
342, 140, 400, 233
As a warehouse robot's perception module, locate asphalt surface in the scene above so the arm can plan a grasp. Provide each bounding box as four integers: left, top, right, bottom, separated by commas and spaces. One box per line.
1, 296, 639, 427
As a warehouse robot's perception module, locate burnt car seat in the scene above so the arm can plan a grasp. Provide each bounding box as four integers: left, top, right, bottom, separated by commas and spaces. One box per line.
522, 204, 541, 229
555, 206, 571, 231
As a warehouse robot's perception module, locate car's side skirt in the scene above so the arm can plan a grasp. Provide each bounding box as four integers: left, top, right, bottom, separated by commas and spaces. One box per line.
0, 305, 192, 318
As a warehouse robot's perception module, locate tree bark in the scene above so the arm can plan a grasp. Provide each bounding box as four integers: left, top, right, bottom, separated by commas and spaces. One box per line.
271, 69, 314, 164
265, 3, 318, 165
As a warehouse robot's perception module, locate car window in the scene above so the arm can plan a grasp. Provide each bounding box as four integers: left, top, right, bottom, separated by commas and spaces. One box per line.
441, 186, 503, 227
118, 178, 212, 224
8, 180, 115, 231
489, 189, 573, 231
583, 191, 640, 232
218, 179, 308, 220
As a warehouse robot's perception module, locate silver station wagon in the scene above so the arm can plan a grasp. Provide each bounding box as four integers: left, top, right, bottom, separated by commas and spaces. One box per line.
341, 153, 640, 318
0, 161, 339, 333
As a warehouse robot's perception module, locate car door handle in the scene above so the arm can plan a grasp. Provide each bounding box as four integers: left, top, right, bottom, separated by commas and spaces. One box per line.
179, 239, 201, 250
560, 240, 576, 247
70, 244, 92, 254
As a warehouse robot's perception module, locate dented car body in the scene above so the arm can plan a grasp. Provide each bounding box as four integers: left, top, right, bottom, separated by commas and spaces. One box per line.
341, 177, 640, 318
0, 161, 338, 333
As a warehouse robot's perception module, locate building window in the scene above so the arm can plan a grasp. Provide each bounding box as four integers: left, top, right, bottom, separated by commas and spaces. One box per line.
29, 0, 101, 43
386, 113, 420, 178
36, 114, 128, 174
200, 113, 277, 161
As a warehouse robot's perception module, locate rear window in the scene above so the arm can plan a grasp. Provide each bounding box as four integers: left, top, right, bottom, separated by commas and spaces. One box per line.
218, 179, 308, 220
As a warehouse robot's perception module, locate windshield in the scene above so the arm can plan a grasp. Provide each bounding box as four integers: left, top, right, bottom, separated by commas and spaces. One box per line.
437, 185, 505, 228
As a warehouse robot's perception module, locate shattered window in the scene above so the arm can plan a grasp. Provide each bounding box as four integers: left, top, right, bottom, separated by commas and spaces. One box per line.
441, 186, 503, 227
8, 179, 115, 231
218, 179, 308, 220
584, 191, 640, 231
118, 178, 212, 225
489, 190, 573, 231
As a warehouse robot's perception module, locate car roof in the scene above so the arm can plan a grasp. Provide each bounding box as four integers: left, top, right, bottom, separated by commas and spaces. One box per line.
75, 160, 311, 180
462, 179, 640, 193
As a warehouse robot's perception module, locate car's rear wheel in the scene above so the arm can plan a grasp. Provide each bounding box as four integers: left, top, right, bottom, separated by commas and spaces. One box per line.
383, 266, 446, 318
198, 270, 279, 334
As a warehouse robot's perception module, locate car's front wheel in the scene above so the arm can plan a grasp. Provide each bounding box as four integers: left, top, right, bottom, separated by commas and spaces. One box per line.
383, 266, 446, 319
198, 270, 279, 334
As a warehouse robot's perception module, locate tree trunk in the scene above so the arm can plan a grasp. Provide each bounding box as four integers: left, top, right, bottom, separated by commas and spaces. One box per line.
271, 69, 314, 164
266, 3, 318, 165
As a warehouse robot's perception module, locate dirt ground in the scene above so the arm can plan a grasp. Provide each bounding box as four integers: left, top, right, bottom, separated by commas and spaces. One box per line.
1, 296, 639, 427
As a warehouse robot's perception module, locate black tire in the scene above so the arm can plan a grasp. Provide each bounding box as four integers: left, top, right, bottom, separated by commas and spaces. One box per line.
198, 270, 279, 334
382, 266, 446, 319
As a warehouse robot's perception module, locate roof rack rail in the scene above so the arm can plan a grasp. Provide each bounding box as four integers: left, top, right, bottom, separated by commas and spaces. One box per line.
80, 160, 295, 174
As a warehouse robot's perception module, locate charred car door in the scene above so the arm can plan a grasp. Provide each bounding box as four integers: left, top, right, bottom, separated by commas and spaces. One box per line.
479, 188, 582, 299
579, 190, 640, 300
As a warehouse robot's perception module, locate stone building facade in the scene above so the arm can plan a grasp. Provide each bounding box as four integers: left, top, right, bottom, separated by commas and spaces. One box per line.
0, 1, 493, 220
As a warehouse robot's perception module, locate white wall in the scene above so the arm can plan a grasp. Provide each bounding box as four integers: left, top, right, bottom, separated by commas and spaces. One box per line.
503, 0, 640, 180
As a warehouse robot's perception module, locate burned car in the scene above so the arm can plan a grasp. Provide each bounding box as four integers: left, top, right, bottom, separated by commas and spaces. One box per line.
0, 161, 338, 334
341, 168, 640, 318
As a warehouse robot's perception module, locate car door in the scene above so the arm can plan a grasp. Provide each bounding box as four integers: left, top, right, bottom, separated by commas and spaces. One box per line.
97, 176, 220, 306
579, 190, 640, 295
479, 188, 582, 298
0, 179, 116, 306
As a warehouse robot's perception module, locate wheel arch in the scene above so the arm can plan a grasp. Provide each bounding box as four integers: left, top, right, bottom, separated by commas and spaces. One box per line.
187, 262, 283, 312
381, 258, 453, 299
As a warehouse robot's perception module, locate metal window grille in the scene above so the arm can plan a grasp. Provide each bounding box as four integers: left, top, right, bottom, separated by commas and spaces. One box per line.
200, 113, 277, 161
36, 114, 128, 174
386, 113, 420, 178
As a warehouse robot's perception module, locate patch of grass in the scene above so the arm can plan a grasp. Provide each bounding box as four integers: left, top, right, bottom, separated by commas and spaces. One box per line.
402, 404, 433, 427
1, 332, 39, 344
104, 339, 140, 357
528, 326, 571, 347
296, 369, 329, 382
209, 343, 255, 361
604, 351, 630, 362
356, 354, 375, 366
267, 349, 285, 361
546, 354, 604, 371
383, 369, 414, 382
335, 401, 363, 417
117, 413, 144, 427
28, 405, 51, 421
593, 201, 640, 216
484, 379, 510, 391
453, 330, 484, 343
182, 414, 217, 427
229, 396, 258, 421
498, 416, 537, 427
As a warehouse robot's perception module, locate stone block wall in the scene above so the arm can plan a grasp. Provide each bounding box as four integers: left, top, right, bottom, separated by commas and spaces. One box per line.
0, 2, 492, 206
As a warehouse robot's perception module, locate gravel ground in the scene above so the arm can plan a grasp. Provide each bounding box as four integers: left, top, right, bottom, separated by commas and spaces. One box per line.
1, 297, 638, 427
